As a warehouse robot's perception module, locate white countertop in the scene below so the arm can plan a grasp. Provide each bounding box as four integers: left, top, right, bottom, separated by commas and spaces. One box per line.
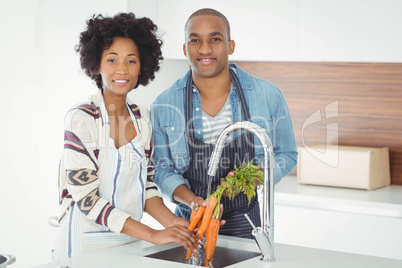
275, 176, 402, 219
35, 177, 402, 268
35, 234, 402, 268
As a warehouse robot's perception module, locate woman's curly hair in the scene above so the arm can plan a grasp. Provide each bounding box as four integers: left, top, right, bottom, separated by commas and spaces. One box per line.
76, 12, 163, 89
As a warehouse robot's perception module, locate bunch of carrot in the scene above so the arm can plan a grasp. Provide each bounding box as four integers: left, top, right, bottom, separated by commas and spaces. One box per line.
185, 195, 220, 267
186, 161, 264, 267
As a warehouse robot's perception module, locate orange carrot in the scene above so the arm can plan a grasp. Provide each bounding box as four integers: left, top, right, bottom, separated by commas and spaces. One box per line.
186, 247, 192, 261
186, 210, 196, 261
196, 217, 202, 229
190, 209, 197, 222
188, 206, 205, 232
186, 207, 205, 261
205, 217, 220, 267
196, 197, 218, 236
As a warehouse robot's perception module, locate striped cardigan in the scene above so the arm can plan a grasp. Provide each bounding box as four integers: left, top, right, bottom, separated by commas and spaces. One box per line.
57, 91, 161, 234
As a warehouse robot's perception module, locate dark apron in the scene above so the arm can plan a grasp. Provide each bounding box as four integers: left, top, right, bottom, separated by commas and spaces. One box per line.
175, 69, 261, 239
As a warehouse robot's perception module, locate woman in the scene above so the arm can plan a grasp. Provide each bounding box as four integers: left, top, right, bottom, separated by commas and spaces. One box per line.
53, 12, 199, 261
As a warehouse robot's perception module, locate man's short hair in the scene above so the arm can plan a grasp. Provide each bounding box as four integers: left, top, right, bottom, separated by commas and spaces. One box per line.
185, 8, 231, 40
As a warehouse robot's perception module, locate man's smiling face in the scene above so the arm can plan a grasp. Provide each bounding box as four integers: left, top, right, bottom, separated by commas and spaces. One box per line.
183, 15, 235, 80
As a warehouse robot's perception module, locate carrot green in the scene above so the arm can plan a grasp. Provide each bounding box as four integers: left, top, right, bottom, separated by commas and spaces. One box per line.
210, 161, 264, 205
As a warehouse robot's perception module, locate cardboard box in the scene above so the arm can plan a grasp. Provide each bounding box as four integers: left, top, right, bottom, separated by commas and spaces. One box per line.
297, 145, 390, 190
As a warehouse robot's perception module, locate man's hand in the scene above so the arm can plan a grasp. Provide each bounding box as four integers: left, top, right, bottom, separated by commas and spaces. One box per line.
220, 170, 236, 197
190, 196, 207, 210
190, 196, 225, 227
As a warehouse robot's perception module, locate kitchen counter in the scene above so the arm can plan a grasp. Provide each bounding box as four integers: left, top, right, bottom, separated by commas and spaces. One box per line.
35, 234, 402, 268
35, 177, 402, 267
275, 175, 402, 218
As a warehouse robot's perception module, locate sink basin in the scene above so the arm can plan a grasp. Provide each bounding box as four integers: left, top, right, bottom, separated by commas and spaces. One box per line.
145, 245, 260, 267
141, 235, 261, 267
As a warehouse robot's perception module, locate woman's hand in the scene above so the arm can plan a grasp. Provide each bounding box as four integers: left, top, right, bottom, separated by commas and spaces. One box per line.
171, 216, 190, 228
149, 224, 201, 253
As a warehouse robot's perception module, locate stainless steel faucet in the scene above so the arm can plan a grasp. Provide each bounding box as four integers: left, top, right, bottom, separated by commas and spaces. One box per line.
207, 121, 275, 262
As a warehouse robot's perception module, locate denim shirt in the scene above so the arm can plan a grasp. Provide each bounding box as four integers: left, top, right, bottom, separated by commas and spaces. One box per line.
151, 63, 298, 202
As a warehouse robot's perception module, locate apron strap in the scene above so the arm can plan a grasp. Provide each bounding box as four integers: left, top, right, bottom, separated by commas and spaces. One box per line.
229, 67, 251, 122
185, 68, 251, 138
185, 75, 194, 137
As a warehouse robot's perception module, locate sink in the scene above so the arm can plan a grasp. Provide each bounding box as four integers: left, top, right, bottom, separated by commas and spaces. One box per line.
145, 245, 260, 267
141, 235, 261, 267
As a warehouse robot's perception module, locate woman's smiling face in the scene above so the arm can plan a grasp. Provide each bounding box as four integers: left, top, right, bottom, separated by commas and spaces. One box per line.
99, 37, 141, 96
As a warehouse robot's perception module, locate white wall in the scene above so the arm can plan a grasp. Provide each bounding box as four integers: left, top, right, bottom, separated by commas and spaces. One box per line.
1, 0, 401, 267
155, 0, 402, 62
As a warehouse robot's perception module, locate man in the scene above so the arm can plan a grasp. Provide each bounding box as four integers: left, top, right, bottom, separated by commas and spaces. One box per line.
151, 8, 297, 238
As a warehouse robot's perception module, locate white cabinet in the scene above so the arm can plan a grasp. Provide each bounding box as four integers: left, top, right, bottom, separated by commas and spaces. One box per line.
156, 0, 299, 61
296, 0, 402, 62
130, 0, 402, 62
273, 177, 402, 260
275, 203, 402, 260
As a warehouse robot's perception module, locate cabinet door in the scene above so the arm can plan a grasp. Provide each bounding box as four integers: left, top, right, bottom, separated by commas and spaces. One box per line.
157, 0, 298, 61
275, 204, 402, 260
154, 0, 402, 62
